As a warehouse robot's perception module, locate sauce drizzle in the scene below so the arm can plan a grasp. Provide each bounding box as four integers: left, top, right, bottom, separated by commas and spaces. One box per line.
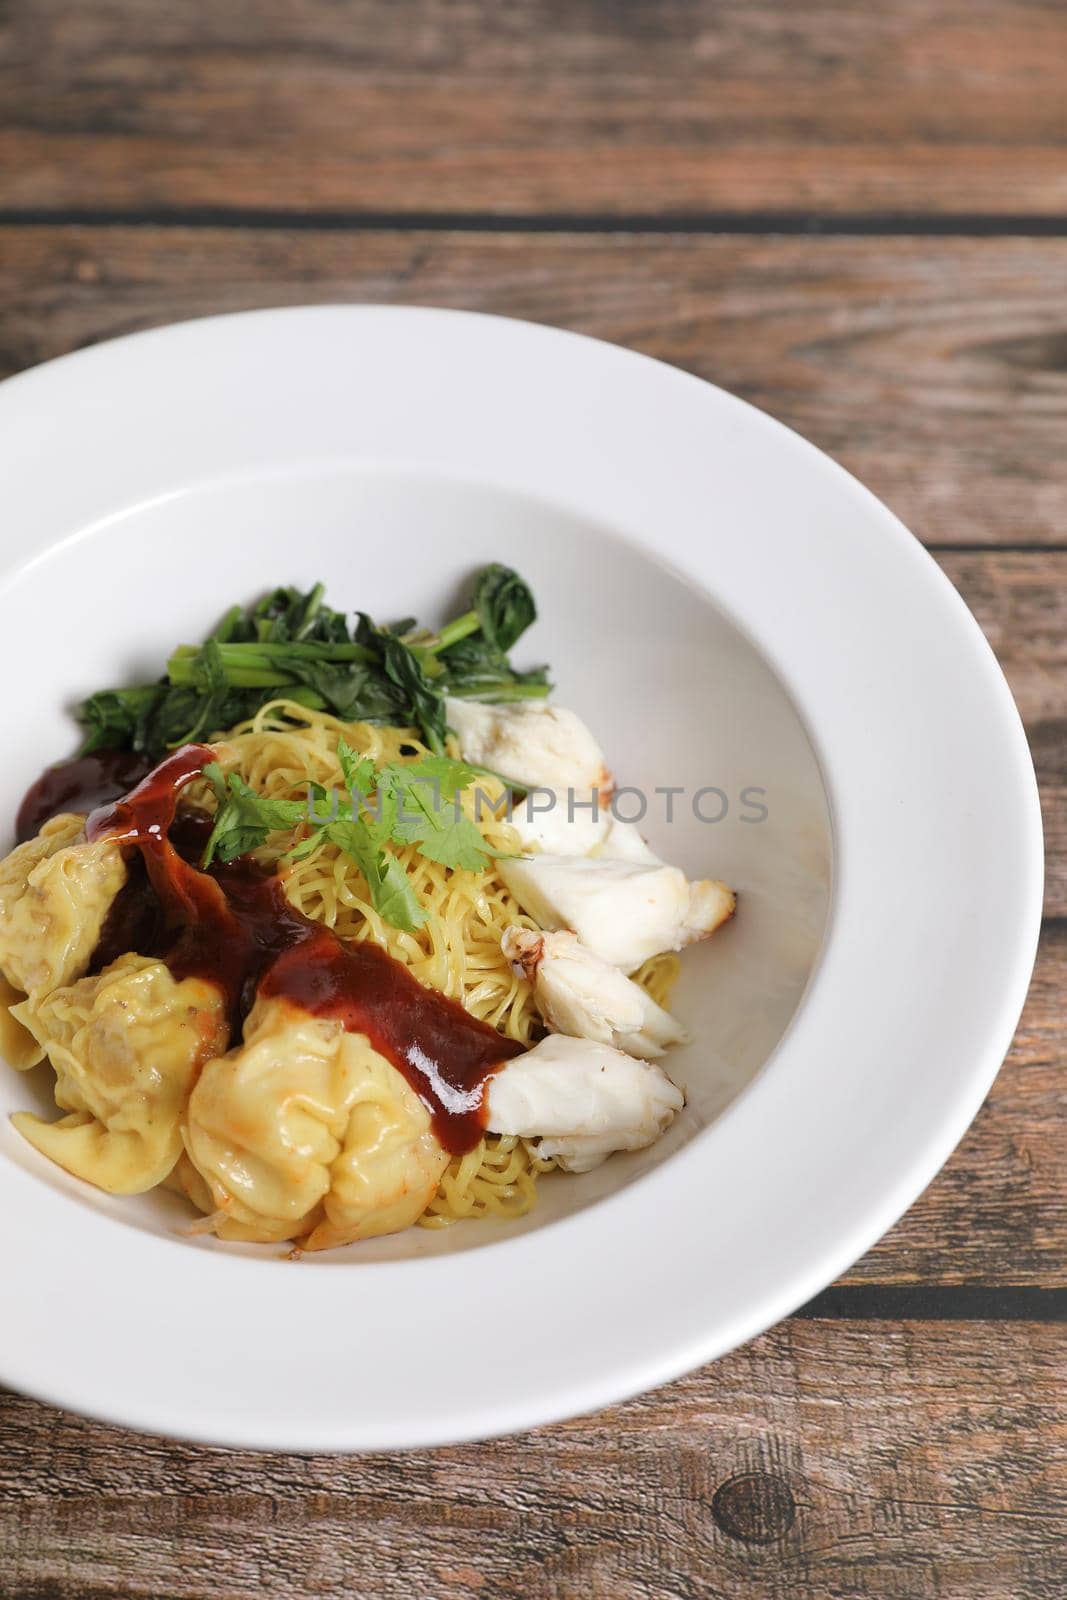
80, 744, 520, 1153
17, 748, 155, 843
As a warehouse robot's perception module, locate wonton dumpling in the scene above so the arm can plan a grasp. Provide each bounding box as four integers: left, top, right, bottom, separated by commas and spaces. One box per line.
0, 812, 127, 998
183, 996, 448, 1247
302, 1053, 449, 1251
11, 953, 229, 1193
165, 1151, 306, 1244
0, 974, 45, 1070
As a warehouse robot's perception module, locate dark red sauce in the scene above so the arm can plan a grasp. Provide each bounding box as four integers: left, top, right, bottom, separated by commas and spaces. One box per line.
16, 748, 156, 843
78, 743, 521, 1153
259, 932, 521, 1153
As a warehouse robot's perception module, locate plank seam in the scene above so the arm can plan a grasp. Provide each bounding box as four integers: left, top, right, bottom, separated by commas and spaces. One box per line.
4, 208, 1067, 237
795, 1285, 1067, 1321
928, 543, 1067, 555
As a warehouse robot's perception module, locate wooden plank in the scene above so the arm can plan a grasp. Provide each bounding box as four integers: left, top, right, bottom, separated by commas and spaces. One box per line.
1, 226, 1066, 546
1, 1, 1066, 217
0, 1320, 1062, 1599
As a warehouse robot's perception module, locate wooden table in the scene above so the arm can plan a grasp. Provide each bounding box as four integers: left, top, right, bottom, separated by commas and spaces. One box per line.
0, 4, 1064, 1595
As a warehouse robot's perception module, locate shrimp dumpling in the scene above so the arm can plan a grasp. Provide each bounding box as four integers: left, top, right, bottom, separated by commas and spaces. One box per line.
0, 812, 127, 999
0, 974, 46, 1070
11, 954, 229, 1193
183, 997, 448, 1247
302, 1049, 449, 1251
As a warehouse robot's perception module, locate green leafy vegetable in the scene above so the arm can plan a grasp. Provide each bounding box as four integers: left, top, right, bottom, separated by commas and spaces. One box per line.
354, 613, 449, 755
470, 563, 538, 653
435, 638, 550, 703
76, 568, 549, 760
77, 685, 169, 755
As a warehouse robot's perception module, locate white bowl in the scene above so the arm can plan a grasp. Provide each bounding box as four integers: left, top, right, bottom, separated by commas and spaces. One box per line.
0, 307, 1042, 1450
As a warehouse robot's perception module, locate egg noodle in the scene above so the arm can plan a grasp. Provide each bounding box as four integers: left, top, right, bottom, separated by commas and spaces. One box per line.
199, 699, 678, 1228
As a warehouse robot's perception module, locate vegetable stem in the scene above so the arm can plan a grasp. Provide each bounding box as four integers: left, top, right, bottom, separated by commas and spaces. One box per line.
212, 604, 244, 643
167, 639, 374, 687
430, 609, 481, 653
445, 681, 551, 702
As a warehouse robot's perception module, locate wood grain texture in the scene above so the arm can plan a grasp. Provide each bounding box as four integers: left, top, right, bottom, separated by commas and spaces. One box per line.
1, 226, 1066, 546
0, 1321, 1062, 1600
0, 0, 1063, 1576
1, 0, 1067, 217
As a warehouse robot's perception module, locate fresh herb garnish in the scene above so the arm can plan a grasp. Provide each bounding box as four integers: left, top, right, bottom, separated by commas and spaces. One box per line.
199, 746, 498, 933
77, 568, 549, 759
200, 763, 305, 866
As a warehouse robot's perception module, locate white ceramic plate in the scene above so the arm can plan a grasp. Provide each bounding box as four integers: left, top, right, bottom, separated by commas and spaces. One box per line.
0, 307, 1042, 1450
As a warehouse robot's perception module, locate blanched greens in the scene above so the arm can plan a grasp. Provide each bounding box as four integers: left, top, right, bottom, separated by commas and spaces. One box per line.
76, 566, 548, 759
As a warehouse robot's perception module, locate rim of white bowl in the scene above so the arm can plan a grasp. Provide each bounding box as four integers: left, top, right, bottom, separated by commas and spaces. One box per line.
0, 307, 1043, 1450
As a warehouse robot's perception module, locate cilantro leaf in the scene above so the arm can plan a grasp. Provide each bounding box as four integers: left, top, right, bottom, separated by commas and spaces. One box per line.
336, 734, 375, 797
379, 756, 495, 873
400, 813, 493, 873
312, 817, 427, 932
199, 734, 504, 932
385, 753, 485, 801
200, 763, 305, 866
371, 853, 429, 932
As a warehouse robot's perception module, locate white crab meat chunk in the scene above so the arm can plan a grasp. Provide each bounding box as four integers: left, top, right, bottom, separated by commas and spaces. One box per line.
486, 1033, 684, 1173
498, 854, 735, 972
501, 926, 686, 1059
445, 697, 611, 796
507, 794, 666, 864
507, 793, 611, 855
597, 818, 663, 865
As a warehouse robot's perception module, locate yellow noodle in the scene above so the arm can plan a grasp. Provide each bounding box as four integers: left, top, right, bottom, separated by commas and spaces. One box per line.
631, 950, 681, 1011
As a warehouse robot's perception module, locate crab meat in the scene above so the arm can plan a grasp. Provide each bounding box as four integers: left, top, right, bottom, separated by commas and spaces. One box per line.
595, 818, 662, 865
507, 793, 611, 856
445, 697, 611, 796
498, 854, 735, 971
501, 925, 686, 1059
485, 1033, 684, 1172
507, 798, 664, 864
